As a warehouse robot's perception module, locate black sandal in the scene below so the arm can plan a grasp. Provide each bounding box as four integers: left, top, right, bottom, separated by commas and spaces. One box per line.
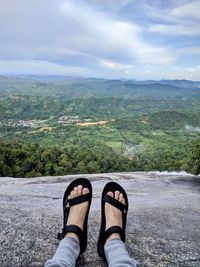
97, 181, 129, 261
58, 178, 92, 255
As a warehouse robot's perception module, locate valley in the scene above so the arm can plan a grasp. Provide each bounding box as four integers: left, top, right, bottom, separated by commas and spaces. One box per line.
0, 76, 200, 177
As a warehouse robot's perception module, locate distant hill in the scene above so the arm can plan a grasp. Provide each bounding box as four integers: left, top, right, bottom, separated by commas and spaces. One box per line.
0, 76, 200, 98
148, 110, 200, 130
112, 110, 200, 131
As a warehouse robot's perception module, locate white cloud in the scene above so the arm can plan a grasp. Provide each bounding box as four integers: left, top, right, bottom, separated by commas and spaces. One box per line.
0, 0, 176, 68
148, 0, 200, 36
99, 59, 135, 75
84, 0, 133, 13
0, 60, 88, 75
0, 0, 199, 79
59, 2, 174, 65
177, 47, 200, 55
100, 59, 200, 80
142, 66, 200, 81
171, 0, 200, 19
149, 23, 200, 36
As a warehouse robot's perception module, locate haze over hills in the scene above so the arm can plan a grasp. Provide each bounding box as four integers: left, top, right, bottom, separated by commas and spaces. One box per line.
1, 76, 200, 97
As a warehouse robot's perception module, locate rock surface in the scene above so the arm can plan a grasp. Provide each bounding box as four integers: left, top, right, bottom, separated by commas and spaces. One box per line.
0, 172, 200, 267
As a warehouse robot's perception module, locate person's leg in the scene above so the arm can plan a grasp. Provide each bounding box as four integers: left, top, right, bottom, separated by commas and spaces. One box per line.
105, 238, 137, 267
104, 191, 137, 267
44, 185, 90, 267
44, 237, 80, 267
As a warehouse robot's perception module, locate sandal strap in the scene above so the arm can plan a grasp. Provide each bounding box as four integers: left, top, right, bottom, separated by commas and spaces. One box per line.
58, 225, 83, 240
105, 226, 125, 242
64, 193, 91, 207
104, 194, 127, 214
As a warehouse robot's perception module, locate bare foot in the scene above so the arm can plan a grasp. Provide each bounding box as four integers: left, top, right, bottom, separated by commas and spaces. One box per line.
105, 190, 126, 242
65, 185, 89, 242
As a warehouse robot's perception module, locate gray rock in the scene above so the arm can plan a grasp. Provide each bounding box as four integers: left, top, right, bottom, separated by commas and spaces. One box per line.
0, 172, 200, 267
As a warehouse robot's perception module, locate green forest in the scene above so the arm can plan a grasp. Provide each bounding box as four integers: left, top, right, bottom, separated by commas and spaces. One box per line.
0, 76, 200, 177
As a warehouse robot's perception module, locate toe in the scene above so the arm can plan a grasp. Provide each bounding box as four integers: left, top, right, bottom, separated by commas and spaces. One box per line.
73, 187, 78, 197
115, 190, 120, 200
119, 193, 124, 203
107, 191, 114, 198
77, 185, 83, 196
122, 199, 126, 205
66, 194, 71, 207
83, 187, 89, 195
70, 190, 74, 199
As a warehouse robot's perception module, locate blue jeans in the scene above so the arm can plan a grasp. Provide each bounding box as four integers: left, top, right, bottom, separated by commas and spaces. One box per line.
45, 237, 137, 267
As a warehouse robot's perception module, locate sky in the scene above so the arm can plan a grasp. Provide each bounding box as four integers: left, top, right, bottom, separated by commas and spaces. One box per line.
0, 0, 200, 80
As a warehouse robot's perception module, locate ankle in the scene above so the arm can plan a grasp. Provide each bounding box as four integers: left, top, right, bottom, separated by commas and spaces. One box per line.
64, 232, 80, 243
106, 233, 121, 243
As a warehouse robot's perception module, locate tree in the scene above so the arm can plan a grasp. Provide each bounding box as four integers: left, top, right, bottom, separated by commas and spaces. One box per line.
186, 137, 200, 175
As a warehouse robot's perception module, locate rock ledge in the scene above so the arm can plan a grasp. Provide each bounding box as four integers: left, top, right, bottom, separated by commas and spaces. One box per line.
0, 172, 200, 267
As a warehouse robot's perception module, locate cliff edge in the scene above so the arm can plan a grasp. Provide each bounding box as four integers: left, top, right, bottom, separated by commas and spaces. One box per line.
0, 172, 200, 267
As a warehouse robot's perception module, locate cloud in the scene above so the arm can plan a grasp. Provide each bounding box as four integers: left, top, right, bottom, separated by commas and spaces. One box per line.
0, 60, 88, 75
0, 0, 175, 67
149, 24, 200, 36
148, 0, 200, 36
59, 1, 175, 65
100, 59, 133, 70
83, 0, 133, 13
170, 0, 200, 20
0, 0, 199, 80
176, 47, 200, 57
117, 65, 200, 81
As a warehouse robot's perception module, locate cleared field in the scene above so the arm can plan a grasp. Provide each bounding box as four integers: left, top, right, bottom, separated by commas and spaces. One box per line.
77, 120, 108, 126
105, 141, 122, 153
